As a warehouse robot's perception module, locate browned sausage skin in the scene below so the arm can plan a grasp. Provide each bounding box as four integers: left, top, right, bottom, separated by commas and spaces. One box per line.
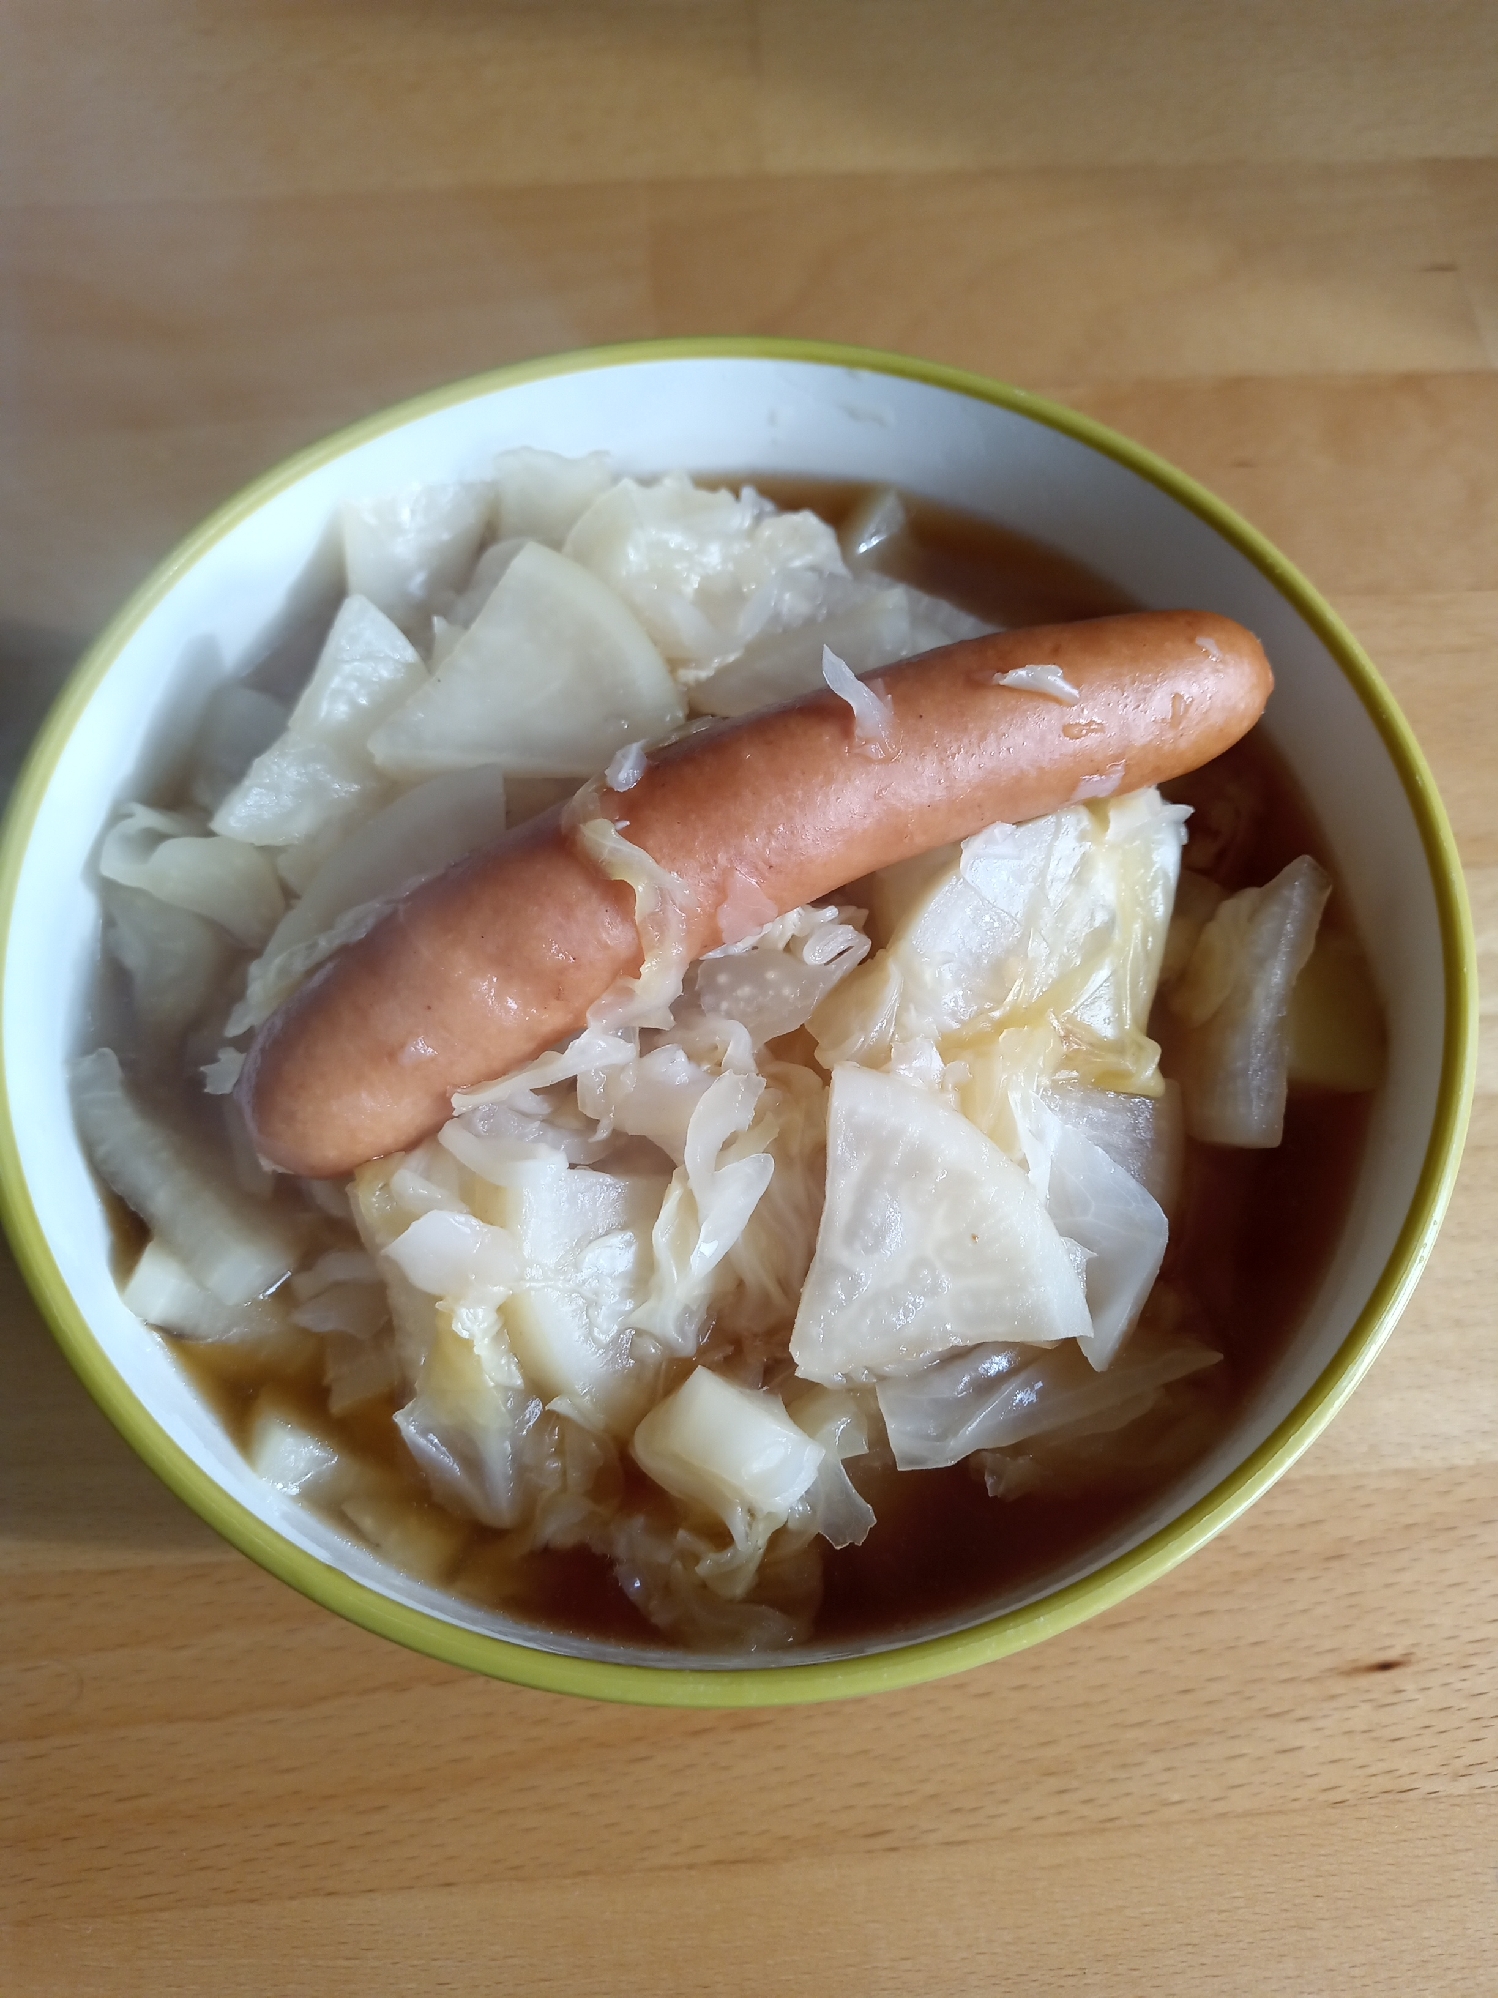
240, 611, 1272, 1176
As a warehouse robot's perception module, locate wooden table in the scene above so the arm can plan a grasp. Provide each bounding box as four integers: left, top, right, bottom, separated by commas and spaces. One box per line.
4, 7, 1496, 1991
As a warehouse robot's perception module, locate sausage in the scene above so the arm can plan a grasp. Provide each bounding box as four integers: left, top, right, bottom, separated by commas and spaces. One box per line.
239, 610, 1272, 1175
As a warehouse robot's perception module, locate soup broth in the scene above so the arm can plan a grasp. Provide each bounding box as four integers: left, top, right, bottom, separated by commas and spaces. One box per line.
106, 478, 1372, 1653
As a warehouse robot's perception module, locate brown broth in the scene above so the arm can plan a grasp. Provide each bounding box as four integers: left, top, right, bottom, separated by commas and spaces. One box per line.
168, 483, 1372, 1654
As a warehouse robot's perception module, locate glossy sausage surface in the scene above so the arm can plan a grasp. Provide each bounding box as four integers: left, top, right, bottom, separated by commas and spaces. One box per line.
240, 611, 1273, 1174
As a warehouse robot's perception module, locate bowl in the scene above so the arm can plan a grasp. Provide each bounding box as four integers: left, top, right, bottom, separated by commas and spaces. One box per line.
0, 339, 1477, 1706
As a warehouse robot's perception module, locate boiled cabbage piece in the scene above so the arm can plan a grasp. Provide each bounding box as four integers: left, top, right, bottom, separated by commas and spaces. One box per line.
186, 682, 287, 813
1051, 1075, 1185, 1216
493, 447, 614, 548
563, 472, 847, 679
715, 1056, 830, 1351
688, 905, 870, 1048
72, 1048, 303, 1306
1032, 1113, 1169, 1369
367, 542, 684, 780
790, 1065, 1092, 1385
811, 790, 1189, 1095
247, 1394, 356, 1499
957, 1024, 1172, 1367
606, 1506, 823, 1650
356, 1142, 609, 1540
1167, 854, 1332, 1146
877, 1323, 1220, 1472
384, 1140, 672, 1440
342, 482, 493, 640
785, 1383, 878, 1548
99, 803, 285, 950
489, 1154, 670, 1438
226, 764, 509, 1035
123, 1238, 291, 1342
632, 1369, 825, 1547
211, 594, 426, 879
102, 881, 237, 1044
392, 1303, 538, 1530
629, 1070, 776, 1357
688, 574, 991, 718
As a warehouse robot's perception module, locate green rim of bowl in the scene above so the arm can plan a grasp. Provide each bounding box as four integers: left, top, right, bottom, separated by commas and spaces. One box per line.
0, 337, 1478, 1707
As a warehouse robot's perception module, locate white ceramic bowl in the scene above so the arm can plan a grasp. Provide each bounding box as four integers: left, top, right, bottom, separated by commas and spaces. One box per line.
0, 340, 1476, 1705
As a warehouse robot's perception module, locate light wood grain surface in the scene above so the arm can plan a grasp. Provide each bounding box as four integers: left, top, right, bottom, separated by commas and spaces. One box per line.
4, 7, 1497, 1993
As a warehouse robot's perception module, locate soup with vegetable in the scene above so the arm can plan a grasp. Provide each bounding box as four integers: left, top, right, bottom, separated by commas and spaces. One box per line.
74, 459, 1381, 1653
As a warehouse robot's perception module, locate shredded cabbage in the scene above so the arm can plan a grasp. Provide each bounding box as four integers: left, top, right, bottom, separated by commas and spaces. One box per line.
689, 904, 869, 1047
822, 644, 895, 754
574, 815, 697, 1033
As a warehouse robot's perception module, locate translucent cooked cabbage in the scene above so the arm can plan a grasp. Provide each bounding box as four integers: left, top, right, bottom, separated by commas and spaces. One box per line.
632, 1369, 825, 1545
1168, 855, 1332, 1146
99, 804, 285, 950
72, 1049, 303, 1306
102, 881, 236, 1043
811, 789, 1189, 1093
487, 1159, 669, 1436
122, 1238, 291, 1342
187, 682, 288, 813
563, 473, 848, 678
877, 1323, 1219, 1471
992, 664, 1080, 703
493, 448, 615, 548
790, 1066, 1093, 1384
224, 765, 509, 1036
264, 764, 508, 960
822, 644, 895, 753
689, 905, 870, 1047
954, 1026, 1171, 1368
342, 482, 493, 640
368, 543, 684, 780
78, 457, 1383, 1654
689, 575, 990, 718
211, 598, 424, 867
393, 1307, 538, 1530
